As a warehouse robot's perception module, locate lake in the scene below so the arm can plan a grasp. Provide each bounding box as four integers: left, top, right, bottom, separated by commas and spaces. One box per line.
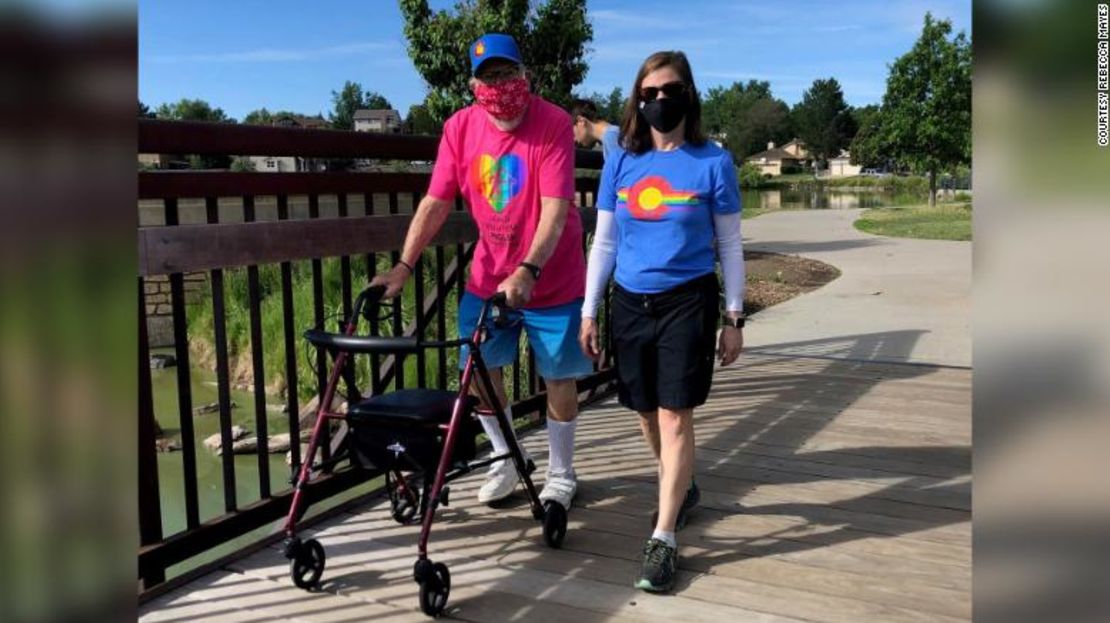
741, 186, 922, 213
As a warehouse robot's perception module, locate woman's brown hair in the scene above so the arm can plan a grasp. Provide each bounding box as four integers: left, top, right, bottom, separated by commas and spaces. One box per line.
619, 50, 706, 154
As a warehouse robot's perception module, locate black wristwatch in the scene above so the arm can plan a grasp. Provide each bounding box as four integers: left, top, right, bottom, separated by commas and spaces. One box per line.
518, 262, 542, 281
722, 315, 746, 329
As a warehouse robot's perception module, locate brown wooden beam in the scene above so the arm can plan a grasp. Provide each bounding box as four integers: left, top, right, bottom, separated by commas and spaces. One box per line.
139, 208, 599, 276
137, 119, 604, 168
138, 213, 474, 275
139, 172, 432, 199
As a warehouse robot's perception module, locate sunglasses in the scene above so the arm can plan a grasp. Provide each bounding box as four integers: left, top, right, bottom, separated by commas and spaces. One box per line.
477, 64, 522, 83
639, 81, 688, 102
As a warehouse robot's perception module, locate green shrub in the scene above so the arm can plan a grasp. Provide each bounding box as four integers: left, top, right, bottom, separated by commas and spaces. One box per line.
737, 163, 766, 189
230, 157, 256, 172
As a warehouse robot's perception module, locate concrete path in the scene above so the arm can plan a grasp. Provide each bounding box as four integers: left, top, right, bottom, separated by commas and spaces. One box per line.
742, 209, 971, 368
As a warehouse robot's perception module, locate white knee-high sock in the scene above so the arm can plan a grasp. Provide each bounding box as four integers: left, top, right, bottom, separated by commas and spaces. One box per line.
546, 418, 577, 478
479, 406, 521, 460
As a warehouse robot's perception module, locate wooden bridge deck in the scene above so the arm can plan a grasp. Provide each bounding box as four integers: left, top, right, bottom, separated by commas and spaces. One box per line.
140, 351, 971, 622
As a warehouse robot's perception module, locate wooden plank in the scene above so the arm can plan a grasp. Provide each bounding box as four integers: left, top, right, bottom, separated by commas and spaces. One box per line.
138, 119, 604, 168
231, 529, 807, 623
139, 171, 431, 200
138, 207, 601, 276
139, 119, 439, 159
138, 570, 423, 622
251, 494, 967, 621
141, 356, 970, 621
138, 213, 477, 276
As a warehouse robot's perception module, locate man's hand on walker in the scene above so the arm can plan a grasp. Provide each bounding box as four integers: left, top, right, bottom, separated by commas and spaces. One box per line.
369, 262, 411, 299
497, 268, 535, 309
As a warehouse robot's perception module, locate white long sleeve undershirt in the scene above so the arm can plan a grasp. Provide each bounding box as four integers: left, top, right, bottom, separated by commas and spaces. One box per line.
582, 210, 746, 319
713, 210, 746, 314
582, 210, 617, 319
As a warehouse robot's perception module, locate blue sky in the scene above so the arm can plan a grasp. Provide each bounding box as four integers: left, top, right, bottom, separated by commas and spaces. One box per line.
139, 0, 971, 120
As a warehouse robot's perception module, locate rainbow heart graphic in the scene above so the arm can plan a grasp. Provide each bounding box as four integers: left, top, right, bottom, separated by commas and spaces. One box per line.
471, 153, 525, 213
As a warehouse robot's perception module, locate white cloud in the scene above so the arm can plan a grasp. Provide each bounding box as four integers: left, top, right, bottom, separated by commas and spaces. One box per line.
148, 41, 398, 64
699, 70, 807, 83
590, 8, 710, 32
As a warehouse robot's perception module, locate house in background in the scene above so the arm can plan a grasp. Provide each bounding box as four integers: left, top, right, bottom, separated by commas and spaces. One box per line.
138, 153, 174, 169
278, 115, 329, 130
354, 109, 402, 133
249, 155, 304, 172
827, 150, 863, 178
744, 139, 813, 177
247, 115, 331, 172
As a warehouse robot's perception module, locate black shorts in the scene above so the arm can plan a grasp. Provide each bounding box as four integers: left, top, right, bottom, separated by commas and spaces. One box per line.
611, 272, 720, 412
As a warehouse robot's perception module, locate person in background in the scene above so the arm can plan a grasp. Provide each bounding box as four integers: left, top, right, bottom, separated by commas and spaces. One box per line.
570, 98, 622, 159
580, 50, 745, 593
372, 33, 591, 512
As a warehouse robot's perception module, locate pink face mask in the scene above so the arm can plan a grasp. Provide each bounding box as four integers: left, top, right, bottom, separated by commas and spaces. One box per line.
473, 76, 531, 120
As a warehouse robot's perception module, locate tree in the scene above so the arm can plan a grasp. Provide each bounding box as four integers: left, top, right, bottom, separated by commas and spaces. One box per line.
792, 78, 857, 170
138, 100, 155, 118
154, 98, 234, 124
848, 104, 890, 169
603, 87, 625, 123
364, 91, 392, 110
154, 98, 234, 169
578, 86, 624, 123
733, 97, 792, 158
230, 156, 256, 172
243, 108, 307, 126
400, 0, 592, 123
242, 108, 274, 125
405, 103, 442, 135
329, 81, 394, 130
701, 80, 792, 162
876, 13, 971, 205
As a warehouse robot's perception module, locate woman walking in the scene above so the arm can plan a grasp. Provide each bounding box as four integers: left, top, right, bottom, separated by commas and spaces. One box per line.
579, 51, 746, 593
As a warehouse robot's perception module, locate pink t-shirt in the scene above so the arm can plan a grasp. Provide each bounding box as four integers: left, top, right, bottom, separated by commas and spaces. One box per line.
427, 96, 585, 309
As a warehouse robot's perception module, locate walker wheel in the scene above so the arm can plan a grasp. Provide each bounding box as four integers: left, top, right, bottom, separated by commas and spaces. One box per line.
418, 562, 451, 617
289, 538, 326, 589
388, 472, 421, 524
542, 501, 567, 549
391, 493, 420, 524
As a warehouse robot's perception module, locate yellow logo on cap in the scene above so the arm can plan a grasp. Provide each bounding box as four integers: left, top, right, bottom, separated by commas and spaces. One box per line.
475, 41, 485, 56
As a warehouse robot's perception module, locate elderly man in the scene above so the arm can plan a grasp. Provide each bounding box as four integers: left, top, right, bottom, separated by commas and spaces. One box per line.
371, 33, 589, 510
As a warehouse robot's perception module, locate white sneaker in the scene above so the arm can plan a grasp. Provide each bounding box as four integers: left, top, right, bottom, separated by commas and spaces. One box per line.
477, 448, 533, 504
539, 473, 577, 510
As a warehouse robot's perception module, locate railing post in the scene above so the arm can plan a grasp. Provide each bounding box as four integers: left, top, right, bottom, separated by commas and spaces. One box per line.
138, 277, 165, 588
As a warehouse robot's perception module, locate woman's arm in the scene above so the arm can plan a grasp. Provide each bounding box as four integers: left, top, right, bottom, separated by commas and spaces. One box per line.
583, 210, 617, 319
714, 210, 745, 314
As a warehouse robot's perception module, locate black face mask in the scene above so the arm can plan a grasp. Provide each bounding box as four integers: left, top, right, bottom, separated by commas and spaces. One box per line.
639, 96, 688, 133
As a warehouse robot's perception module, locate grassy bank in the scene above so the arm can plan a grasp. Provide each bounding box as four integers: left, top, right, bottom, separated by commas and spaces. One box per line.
854, 202, 972, 241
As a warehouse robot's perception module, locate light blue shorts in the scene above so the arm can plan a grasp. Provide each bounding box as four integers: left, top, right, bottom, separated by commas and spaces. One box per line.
457, 292, 593, 381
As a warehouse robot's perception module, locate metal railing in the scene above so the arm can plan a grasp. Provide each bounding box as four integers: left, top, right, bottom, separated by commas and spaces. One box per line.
137, 120, 612, 595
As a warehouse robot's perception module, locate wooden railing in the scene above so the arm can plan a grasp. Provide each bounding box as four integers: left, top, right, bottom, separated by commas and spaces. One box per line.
137, 120, 612, 596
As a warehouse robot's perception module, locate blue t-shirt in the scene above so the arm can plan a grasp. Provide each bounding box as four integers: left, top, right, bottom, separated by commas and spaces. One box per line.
600, 125, 622, 160
596, 141, 741, 294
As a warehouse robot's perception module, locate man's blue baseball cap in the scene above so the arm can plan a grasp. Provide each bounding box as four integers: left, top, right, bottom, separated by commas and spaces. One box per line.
469, 33, 523, 76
